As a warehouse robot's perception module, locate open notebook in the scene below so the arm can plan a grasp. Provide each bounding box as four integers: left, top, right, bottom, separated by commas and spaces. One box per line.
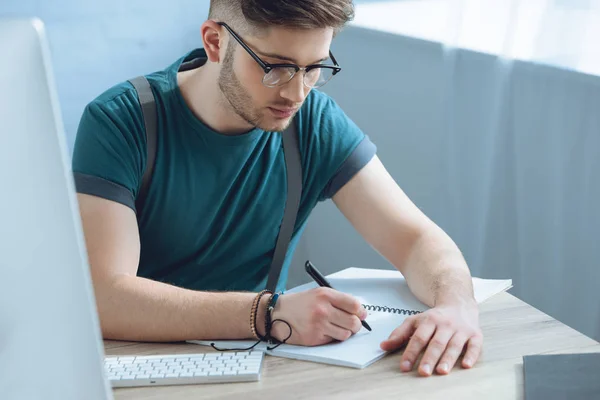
189, 267, 512, 369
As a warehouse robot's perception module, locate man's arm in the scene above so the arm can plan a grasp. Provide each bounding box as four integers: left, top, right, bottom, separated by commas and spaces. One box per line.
78, 193, 264, 342
78, 193, 366, 344
332, 155, 482, 376
332, 156, 474, 307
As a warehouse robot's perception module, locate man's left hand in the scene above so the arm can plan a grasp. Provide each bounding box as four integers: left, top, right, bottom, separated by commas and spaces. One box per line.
379, 300, 482, 377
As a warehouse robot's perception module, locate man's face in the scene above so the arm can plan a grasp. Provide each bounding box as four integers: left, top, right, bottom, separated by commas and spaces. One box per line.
218, 26, 333, 132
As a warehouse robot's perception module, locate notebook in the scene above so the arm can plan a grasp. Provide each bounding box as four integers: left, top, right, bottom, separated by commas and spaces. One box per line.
523, 353, 600, 400
189, 267, 513, 369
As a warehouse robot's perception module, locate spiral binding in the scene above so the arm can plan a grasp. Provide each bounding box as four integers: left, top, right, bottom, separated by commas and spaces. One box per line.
362, 304, 421, 316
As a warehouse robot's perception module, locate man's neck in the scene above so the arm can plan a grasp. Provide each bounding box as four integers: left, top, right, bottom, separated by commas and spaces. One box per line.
177, 65, 255, 135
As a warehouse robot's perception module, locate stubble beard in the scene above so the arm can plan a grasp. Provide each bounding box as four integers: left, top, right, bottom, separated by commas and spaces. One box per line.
217, 44, 295, 132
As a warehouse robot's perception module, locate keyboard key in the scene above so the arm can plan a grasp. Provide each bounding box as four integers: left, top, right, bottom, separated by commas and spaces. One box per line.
237, 370, 258, 376
181, 361, 196, 367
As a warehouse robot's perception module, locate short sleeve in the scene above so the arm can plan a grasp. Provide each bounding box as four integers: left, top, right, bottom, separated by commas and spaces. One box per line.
297, 90, 377, 202
71, 86, 147, 211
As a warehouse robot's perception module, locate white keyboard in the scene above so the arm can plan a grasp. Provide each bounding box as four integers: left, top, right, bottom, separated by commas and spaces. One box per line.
104, 351, 264, 388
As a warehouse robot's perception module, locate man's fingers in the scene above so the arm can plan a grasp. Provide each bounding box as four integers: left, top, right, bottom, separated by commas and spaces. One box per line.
417, 328, 454, 376
461, 333, 483, 369
380, 318, 415, 351
434, 333, 467, 375
399, 322, 436, 372
329, 307, 363, 334
318, 288, 366, 318
324, 322, 353, 342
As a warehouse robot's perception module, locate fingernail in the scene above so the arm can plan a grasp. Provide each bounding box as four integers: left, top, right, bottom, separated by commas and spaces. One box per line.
401, 360, 412, 370
464, 359, 472, 367
439, 363, 449, 373
361, 308, 368, 319
422, 364, 432, 375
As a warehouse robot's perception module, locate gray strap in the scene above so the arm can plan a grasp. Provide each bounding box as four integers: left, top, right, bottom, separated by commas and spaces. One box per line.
266, 120, 302, 292
128, 76, 157, 212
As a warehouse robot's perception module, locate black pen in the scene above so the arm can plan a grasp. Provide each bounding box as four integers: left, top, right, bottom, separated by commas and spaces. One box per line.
305, 260, 372, 332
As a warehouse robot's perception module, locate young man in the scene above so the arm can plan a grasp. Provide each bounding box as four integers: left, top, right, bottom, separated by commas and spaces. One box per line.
72, 0, 482, 377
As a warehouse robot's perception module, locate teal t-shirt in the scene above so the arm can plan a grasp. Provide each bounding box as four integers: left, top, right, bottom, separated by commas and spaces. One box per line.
72, 48, 376, 293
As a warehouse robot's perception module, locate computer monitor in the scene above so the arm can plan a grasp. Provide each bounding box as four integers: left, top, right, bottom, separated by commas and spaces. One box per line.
0, 18, 113, 400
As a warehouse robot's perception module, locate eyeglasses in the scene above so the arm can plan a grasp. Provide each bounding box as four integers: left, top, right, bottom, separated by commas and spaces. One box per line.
218, 22, 342, 89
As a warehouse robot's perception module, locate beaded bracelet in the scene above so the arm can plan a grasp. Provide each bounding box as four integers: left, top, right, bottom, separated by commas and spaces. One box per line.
212, 290, 291, 353
250, 290, 272, 340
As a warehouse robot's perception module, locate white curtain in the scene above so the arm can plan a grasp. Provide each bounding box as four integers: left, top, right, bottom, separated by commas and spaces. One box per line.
439, 0, 600, 341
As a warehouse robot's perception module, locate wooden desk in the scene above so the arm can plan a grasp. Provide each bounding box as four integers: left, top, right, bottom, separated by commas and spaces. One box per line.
105, 293, 600, 400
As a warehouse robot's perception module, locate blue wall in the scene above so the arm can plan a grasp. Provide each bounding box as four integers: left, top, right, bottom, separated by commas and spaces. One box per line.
1, 0, 210, 151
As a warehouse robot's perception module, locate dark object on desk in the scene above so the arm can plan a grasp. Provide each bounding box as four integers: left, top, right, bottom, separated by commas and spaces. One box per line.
305, 261, 372, 332
523, 352, 600, 400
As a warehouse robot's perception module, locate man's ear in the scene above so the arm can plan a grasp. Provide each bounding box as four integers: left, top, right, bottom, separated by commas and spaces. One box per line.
200, 20, 225, 63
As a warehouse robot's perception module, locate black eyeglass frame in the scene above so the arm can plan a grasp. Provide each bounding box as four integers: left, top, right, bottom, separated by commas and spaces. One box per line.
217, 22, 342, 87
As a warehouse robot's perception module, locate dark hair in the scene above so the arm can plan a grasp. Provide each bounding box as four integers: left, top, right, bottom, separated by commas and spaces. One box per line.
209, 0, 355, 34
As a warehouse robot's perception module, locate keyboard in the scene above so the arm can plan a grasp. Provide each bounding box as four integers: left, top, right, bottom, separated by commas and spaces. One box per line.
104, 351, 264, 388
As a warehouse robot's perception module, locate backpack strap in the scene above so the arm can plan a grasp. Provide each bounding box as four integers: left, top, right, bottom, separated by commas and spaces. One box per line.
128, 76, 158, 214
266, 120, 303, 292
128, 75, 302, 292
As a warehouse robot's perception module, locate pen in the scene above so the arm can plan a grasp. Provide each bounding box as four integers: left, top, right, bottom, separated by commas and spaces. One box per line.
305, 260, 372, 332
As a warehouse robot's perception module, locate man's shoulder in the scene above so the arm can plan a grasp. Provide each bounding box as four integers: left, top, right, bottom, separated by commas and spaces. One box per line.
76, 66, 177, 152
292, 88, 374, 203
85, 48, 199, 114
297, 89, 356, 137
74, 73, 168, 162
85, 70, 167, 116
296, 89, 347, 135
87, 81, 137, 112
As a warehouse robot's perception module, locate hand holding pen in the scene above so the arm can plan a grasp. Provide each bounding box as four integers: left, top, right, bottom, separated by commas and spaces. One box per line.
266, 261, 372, 346
305, 260, 372, 332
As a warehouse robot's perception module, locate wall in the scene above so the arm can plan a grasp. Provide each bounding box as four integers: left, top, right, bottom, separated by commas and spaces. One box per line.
1, 0, 210, 152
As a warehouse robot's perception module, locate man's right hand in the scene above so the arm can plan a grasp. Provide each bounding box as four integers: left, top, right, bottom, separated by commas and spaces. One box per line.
269, 287, 368, 346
